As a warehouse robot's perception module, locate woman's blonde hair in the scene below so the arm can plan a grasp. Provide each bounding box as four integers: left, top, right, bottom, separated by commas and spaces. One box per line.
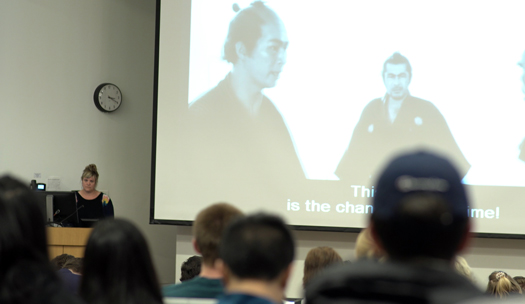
355, 227, 384, 260
454, 256, 475, 283
303, 247, 342, 286
81, 164, 99, 185
487, 271, 522, 298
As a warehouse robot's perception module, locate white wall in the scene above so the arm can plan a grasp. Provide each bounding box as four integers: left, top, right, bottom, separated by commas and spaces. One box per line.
2, 0, 525, 296
0, 0, 177, 284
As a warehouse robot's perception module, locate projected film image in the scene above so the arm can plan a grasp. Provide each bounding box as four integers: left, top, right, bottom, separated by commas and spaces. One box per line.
155, 0, 525, 234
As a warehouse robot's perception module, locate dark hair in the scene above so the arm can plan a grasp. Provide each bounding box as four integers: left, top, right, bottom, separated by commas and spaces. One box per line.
180, 255, 202, 282
382, 52, 412, 79
372, 192, 468, 261
220, 213, 295, 280
223, 1, 280, 63
303, 247, 342, 286
80, 219, 162, 304
63, 257, 83, 274
193, 203, 243, 266
0, 176, 49, 269
50, 253, 75, 271
0, 176, 74, 304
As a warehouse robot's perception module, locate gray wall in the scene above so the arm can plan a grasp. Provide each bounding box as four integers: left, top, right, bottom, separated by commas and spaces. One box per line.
0, 0, 177, 284
2, 0, 525, 298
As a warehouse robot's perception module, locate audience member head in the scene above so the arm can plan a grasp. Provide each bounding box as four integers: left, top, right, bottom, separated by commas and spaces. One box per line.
514, 276, 525, 291
180, 255, 202, 282
487, 271, 522, 298
63, 257, 83, 275
80, 219, 162, 304
219, 213, 295, 302
223, 1, 284, 64
303, 247, 342, 286
192, 202, 243, 267
371, 151, 470, 261
0, 175, 68, 304
355, 227, 384, 260
454, 256, 475, 283
51, 253, 75, 271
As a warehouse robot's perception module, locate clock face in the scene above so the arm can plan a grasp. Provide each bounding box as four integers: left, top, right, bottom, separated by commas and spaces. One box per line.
94, 83, 122, 112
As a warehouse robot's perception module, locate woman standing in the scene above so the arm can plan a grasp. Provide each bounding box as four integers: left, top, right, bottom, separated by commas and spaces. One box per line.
76, 164, 114, 226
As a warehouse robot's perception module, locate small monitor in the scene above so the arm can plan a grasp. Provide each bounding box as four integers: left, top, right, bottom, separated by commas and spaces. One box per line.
34, 191, 77, 226
37, 183, 46, 191
52, 192, 78, 226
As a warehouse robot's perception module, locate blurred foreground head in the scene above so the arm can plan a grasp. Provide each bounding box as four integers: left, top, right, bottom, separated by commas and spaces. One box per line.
0, 175, 82, 304
0, 176, 49, 269
371, 151, 470, 261
80, 219, 162, 304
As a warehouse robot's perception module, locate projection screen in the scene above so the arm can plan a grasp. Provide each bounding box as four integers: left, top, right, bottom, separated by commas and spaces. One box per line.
152, 0, 525, 235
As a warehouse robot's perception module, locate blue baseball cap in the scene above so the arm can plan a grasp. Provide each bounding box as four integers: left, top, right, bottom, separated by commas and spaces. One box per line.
372, 151, 469, 221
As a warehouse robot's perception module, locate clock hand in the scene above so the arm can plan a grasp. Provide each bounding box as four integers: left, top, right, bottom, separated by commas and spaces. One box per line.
108, 96, 118, 103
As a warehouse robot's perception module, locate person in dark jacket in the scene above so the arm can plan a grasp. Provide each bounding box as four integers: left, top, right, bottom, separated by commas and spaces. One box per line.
306, 151, 484, 304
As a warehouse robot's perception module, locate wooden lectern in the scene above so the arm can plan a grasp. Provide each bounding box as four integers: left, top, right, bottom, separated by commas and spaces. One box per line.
47, 227, 92, 258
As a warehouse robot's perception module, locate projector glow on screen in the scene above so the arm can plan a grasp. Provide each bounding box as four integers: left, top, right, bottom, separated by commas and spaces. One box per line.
153, 0, 525, 235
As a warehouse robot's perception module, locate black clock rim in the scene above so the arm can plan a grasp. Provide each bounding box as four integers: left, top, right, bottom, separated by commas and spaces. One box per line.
94, 83, 122, 113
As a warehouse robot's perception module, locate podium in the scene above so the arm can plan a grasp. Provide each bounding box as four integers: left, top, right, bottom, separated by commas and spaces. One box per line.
47, 227, 92, 258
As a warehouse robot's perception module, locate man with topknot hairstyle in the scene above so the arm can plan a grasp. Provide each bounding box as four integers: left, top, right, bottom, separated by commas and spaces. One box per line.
186, 1, 304, 206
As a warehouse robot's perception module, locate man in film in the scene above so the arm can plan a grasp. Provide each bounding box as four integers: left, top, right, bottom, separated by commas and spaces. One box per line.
336, 52, 470, 183
184, 1, 304, 202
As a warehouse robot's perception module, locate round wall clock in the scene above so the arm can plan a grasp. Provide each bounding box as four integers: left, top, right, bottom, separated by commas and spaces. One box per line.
94, 83, 122, 112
